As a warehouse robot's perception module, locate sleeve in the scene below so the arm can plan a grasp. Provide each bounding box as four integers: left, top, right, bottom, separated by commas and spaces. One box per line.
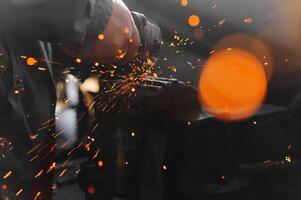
0, 0, 113, 46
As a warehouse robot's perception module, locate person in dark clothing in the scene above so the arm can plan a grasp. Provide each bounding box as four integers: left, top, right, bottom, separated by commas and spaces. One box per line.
0, 0, 143, 199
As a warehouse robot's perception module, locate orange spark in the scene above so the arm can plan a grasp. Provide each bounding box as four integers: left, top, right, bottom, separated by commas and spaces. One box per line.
98, 34, 105, 40
33, 192, 41, 200
3, 171, 12, 179
188, 15, 200, 27
29, 133, 39, 140
75, 58, 82, 64
98, 160, 104, 168
116, 50, 127, 59
181, 0, 188, 7
35, 170, 43, 178
92, 149, 100, 160
26, 57, 38, 66
47, 162, 57, 173
16, 189, 23, 196
38, 67, 47, 71
59, 169, 67, 177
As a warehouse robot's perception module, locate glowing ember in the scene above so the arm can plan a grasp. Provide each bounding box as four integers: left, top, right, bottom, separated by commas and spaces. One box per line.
98, 34, 105, 40
16, 189, 24, 196
75, 58, 82, 64
59, 169, 67, 177
98, 160, 104, 168
34, 192, 41, 200
188, 15, 200, 27
26, 57, 38, 66
181, 0, 188, 7
47, 162, 57, 173
38, 67, 47, 71
3, 171, 12, 179
116, 50, 127, 59
35, 170, 43, 178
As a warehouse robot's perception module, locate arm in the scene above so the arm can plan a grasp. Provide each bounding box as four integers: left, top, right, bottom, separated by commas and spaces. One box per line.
0, 0, 141, 63
63, 0, 141, 63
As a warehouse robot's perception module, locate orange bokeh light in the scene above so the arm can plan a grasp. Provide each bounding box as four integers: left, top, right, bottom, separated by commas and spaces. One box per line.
26, 57, 38, 66
124, 27, 129, 34
188, 15, 200, 27
87, 186, 96, 194
181, 0, 188, 7
98, 160, 104, 168
2, 184, 7, 190
198, 48, 267, 121
98, 34, 105, 40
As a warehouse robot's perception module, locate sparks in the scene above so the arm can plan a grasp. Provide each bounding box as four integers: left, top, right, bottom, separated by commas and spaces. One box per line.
2, 171, 12, 179
15, 189, 24, 196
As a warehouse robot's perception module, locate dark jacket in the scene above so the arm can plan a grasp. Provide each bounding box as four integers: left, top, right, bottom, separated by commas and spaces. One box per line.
0, 0, 112, 199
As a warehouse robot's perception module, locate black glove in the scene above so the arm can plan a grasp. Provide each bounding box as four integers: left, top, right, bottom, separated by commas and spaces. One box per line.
136, 77, 202, 122
131, 11, 162, 56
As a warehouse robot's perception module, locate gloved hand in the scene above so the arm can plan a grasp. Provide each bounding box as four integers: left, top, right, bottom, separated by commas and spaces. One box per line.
138, 77, 202, 122
131, 11, 163, 57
